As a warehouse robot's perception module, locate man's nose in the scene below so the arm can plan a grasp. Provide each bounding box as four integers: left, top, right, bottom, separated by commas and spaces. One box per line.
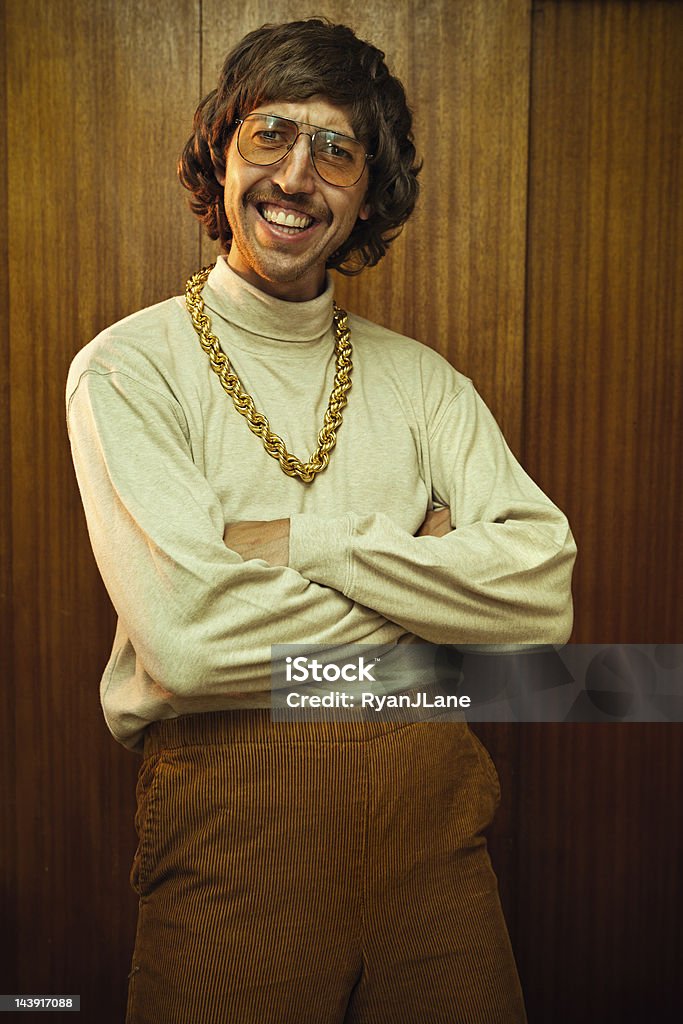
271, 133, 317, 193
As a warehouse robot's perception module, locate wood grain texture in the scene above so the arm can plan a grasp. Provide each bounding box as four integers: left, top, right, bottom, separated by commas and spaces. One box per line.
4, 0, 199, 1013
521, 6, 683, 1019
0, 0, 18, 997
525, 0, 683, 643
517, 723, 683, 1023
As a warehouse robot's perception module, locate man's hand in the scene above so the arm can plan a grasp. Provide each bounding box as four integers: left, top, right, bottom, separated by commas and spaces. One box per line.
224, 519, 290, 566
223, 506, 451, 567
416, 506, 452, 538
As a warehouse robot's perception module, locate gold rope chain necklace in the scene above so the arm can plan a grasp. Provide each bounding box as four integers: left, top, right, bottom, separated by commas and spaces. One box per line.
184, 264, 353, 484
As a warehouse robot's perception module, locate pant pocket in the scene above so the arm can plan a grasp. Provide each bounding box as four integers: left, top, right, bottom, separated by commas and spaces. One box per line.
130, 752, 166, 897
466, 727, 502, 811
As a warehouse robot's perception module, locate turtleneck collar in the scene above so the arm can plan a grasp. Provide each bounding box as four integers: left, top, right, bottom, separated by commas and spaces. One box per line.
201, 256, 336, 345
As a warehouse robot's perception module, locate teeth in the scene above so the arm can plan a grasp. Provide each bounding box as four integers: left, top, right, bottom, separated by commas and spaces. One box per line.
261, 205, 313, 230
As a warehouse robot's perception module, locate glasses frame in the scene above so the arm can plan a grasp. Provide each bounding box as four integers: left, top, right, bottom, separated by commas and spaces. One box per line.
234, 113, 373, 188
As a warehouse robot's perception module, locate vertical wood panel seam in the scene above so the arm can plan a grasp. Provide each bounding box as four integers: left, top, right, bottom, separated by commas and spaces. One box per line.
509, 0, 535, 967
520, 0, 536, 468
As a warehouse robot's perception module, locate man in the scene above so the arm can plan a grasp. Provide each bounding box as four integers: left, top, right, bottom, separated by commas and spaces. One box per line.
66, 18, 575, 1024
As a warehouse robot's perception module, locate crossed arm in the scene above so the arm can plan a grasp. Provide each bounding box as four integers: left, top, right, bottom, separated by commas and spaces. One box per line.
218, 378, 575, 647
224, 507, 453, 565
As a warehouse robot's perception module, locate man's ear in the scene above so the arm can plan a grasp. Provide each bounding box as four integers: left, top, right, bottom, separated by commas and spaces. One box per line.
358, 200, 372, 221
211, 143, 227, 187
213, 160, 226, 187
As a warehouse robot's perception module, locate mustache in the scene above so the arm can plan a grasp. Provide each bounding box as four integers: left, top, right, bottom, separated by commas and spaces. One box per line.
243, 186, 331, 224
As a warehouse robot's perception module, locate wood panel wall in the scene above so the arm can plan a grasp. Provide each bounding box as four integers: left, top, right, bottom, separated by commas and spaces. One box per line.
525, 0, 683, 645
0, 0, 16, 998
2, 0, 199, 1014
518, 4, 683, 1020
2, 1, 681, 1021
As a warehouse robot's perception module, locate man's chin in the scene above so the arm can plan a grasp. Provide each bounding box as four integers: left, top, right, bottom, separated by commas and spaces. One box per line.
229, 250, 328, 301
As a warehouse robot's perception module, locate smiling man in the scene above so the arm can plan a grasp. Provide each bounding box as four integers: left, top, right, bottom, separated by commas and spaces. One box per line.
220, 101, 371, 301
66, 17, 575, 1024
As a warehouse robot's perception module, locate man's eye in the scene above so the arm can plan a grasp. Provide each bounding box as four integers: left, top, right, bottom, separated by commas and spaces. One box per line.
255, 130, 286, 143
320, 141, 353, 161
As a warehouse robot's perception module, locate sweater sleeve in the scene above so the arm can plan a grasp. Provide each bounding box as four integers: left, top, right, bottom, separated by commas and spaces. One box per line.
66, 369, 404, 699
288, 381, 577, 645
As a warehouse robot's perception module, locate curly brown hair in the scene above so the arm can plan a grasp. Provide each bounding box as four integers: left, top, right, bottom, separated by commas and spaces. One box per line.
178, 18, 421, 275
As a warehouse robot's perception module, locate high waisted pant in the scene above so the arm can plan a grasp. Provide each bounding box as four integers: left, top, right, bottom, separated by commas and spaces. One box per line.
125, 710, 527, 1023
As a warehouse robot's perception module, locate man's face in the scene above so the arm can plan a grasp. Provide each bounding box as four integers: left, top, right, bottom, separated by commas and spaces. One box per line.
219, 96, 371, 302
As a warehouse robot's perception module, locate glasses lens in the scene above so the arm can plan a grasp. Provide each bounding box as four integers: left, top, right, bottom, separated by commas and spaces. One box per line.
312, 131, 366, 187
238, 115, 297, 165
237, 114, 367, 187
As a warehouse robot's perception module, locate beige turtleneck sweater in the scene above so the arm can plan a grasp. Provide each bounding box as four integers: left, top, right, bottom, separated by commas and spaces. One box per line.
66, 257, 576, 751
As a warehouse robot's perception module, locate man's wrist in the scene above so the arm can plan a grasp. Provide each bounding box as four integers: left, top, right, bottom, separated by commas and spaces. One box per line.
224, 518, 290, 566
289, 512, 354, 592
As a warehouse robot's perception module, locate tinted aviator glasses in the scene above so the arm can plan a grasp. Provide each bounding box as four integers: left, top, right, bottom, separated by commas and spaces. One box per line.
235, 113, 373, 188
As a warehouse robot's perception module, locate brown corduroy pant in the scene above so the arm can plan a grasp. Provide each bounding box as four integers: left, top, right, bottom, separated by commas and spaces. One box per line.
125, 710, 527, 1023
